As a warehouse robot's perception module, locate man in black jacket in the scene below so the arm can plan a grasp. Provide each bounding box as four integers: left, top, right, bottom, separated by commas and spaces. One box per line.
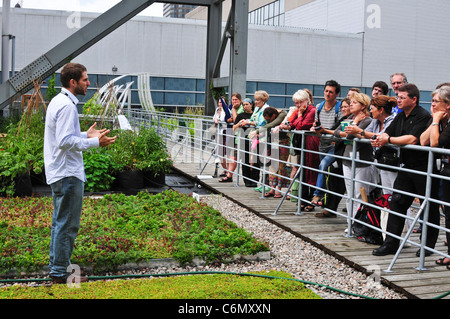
371, 83, 440, 257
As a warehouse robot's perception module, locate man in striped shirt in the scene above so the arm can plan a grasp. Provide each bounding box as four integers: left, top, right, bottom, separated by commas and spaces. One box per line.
309, 80, 342, 209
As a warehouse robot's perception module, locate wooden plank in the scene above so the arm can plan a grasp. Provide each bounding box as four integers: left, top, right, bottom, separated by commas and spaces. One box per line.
171, 161, 450, 299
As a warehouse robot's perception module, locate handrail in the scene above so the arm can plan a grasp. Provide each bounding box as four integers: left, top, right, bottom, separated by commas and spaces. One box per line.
124, 109, 450, 273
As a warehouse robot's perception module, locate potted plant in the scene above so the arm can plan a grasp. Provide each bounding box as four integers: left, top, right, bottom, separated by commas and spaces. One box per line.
106, 126, 172, 191
0, 111, 45, 197
106, 129, 143, 190
133, 126, 172, 186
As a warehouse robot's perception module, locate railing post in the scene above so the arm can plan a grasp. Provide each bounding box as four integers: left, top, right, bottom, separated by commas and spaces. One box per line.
260, 130, 268, 199
416, 148, 436, 271
235, 126, 243, 187
157, 113, 161, 135
199, 118, 204, 170
346, 139, 358, 238
296, 131, 306, 216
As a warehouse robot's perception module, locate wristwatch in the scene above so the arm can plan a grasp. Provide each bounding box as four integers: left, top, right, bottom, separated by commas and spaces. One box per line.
361, 130, 365, 137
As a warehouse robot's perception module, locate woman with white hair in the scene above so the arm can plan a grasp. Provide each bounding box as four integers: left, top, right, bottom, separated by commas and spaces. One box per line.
278, 90, 319, 210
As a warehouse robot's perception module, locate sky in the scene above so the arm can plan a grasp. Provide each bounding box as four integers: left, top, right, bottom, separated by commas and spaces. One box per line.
3, 0, 164, 16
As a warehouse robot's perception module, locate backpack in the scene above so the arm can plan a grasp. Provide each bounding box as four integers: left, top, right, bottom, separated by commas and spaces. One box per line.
351, 193, 390, 246
317, 100, 341, 121
352, 203, 383, 245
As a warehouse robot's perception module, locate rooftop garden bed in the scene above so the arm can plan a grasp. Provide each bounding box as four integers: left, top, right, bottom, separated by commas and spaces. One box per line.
0, 190, 270, 276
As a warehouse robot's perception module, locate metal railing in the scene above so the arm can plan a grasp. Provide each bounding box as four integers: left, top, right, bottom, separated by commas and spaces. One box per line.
124, 109, 450, 273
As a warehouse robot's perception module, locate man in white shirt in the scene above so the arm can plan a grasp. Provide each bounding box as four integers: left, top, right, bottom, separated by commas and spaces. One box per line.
44, 63, 116, 284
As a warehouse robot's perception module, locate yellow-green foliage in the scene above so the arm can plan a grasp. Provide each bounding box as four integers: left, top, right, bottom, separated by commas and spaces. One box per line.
0, 271, 321, 299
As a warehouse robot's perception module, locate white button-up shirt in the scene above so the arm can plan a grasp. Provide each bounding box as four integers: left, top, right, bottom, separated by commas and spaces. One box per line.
44, 88, 99, 185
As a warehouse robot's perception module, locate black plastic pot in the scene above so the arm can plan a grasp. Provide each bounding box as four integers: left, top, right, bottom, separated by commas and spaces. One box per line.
143, 170, 166, 187
115, 169, 144, 190
30, 170, 47, 186
14, 173, 33, 197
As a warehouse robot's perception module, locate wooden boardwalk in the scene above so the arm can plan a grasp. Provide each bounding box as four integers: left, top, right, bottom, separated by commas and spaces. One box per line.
172, 160, 450, 299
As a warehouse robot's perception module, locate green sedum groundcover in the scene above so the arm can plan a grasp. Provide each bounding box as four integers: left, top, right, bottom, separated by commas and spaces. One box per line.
0, 190, 269, 275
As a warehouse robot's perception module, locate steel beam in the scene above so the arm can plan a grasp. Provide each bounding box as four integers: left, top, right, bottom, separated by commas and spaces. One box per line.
164, 0, 217, 4
0, 0, 247, 116
0, 0, 156, 109
204, 1, 223, 115
206, 0, 248, 115
228, 0, 249, 99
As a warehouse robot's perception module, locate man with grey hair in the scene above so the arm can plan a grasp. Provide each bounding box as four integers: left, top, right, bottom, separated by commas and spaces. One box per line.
390, 72, 408, 114
390, 73, 408, 96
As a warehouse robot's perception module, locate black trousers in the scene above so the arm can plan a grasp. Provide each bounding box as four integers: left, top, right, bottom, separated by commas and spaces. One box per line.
323, 163, 345, 212
384, 166, 441, 249
241, 135, 260, 186
443, 177, 450, 255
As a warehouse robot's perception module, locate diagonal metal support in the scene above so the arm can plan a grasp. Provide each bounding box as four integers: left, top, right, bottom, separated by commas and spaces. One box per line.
0, 0, 157, 109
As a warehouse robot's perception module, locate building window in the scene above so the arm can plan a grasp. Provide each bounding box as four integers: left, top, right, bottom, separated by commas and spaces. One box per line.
249, 0, 285, 26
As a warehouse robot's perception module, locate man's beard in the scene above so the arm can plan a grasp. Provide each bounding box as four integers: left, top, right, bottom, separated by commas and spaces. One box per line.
74, 85, 86, 96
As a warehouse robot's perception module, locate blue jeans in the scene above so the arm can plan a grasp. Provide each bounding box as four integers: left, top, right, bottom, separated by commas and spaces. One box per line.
313, 148, 336, 198
49, 177, 84, 278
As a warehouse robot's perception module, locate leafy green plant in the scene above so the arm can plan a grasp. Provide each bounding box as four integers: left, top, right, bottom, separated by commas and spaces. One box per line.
106, 126, 172, 174
82, 92, 104, 117
83, 149, 115, 192
0, 111, 45, 196
209, 82, 226, 102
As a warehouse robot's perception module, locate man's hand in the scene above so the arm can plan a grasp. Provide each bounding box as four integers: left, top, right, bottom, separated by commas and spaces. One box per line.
98, 130, 117, 147
87, 122, 107, 138
87, 122, 116, 147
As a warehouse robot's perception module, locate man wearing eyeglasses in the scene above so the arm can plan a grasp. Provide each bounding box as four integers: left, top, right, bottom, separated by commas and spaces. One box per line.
371, 83, 440, 258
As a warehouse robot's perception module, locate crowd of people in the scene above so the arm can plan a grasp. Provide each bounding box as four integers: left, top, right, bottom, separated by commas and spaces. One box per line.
212, 72, 450, 267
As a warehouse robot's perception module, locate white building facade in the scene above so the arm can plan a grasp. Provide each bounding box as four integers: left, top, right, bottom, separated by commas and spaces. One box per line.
0, 0, 447, 110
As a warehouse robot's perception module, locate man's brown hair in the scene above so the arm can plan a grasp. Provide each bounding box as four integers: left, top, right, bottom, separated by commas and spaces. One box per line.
60, 63, 87, 88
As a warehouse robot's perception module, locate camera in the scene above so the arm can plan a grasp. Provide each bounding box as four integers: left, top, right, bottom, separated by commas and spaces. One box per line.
314, 120, 322, 130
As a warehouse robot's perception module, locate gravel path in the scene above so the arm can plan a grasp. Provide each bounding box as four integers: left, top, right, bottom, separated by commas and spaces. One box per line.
193, 194, 406, 299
